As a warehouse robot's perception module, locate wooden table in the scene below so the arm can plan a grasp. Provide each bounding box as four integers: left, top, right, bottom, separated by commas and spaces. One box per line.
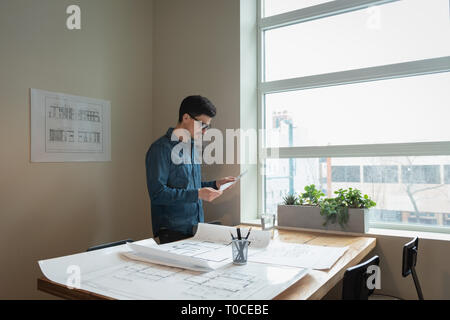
38, 227, 376, 300
271, 228, 376, 300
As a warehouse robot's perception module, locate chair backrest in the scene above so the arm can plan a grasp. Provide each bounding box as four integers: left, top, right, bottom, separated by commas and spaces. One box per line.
87, 239, 134, 252
402, 237, 424, 299
402, 237, 419, 277
342, 255, 380, 300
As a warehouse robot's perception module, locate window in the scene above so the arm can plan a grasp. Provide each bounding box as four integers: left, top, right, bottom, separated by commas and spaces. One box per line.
265, 73, 450, 148
369, 209, 402, 223
264, 0, 450, 81
364, 166, 398, 183
332, 166, 360, 183
445, 214, 450, 226
258, 0, 450, 235
265, 156, 450, 232
444, 166, 450, 184
263, 0, 333, 18
407, 213, 438, 226
401, 165, 441, 185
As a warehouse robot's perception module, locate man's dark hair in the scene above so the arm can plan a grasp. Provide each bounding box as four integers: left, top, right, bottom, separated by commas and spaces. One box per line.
178, 95, 216, 123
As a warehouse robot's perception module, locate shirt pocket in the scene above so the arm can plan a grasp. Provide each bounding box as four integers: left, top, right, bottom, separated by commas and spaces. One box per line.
168, 164, 191, 189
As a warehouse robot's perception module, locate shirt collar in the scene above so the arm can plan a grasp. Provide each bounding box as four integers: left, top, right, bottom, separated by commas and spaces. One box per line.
166, 127, 196, 145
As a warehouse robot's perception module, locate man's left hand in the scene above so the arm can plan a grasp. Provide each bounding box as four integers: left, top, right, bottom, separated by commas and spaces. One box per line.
216, 177, 237, 190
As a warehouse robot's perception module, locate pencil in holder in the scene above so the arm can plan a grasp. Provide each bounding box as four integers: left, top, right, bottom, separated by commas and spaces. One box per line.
231, 239, 250, 265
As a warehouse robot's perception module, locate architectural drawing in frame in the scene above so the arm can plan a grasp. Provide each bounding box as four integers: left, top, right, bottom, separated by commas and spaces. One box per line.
31, 89, 111, 162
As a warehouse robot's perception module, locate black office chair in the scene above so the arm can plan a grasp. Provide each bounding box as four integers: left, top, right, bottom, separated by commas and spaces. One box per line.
87, 239, 134, 252
402, 237, 424, 300
342, 255, 380, 300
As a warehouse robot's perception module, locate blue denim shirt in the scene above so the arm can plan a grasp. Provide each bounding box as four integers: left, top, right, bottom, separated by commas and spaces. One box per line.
145, 128, 217, 237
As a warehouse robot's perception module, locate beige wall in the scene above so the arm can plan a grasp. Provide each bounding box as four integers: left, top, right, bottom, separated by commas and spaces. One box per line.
323, 233, 450, 300
373, 234, 450, 300
0, 0, 153, 299
152, 0, 242, 226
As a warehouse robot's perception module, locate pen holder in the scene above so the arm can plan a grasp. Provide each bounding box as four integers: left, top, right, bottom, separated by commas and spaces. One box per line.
231, 239, 250, 265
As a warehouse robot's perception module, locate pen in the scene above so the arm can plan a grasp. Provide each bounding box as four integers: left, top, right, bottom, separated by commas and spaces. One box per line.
245, 227, 252, 240
237, 228, 241, 240
230, 232, 236, 240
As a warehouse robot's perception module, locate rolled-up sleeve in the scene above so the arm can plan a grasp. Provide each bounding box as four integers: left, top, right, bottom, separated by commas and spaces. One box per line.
201, 181, 218, 189
146, 143, 199, 205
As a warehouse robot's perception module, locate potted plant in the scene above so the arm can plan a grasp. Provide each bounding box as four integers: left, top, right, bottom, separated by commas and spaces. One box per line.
277, 185, 376, 234
298, 184, 325, 206
282, 193, 299, 206
319, 188, 376, 233
277, 185, 324, 231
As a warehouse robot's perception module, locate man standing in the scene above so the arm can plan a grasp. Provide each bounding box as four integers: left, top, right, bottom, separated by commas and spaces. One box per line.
146, 95, 235, 244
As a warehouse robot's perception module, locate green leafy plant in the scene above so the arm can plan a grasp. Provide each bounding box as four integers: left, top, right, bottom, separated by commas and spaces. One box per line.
282, 193, 299, 205
345, 188, 377, 209
319, 197, 349, 227
320, 188, 376, 228
298, 184, 325, 206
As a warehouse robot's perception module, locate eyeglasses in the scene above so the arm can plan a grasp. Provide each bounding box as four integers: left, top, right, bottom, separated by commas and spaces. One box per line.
188, 113, 211, 130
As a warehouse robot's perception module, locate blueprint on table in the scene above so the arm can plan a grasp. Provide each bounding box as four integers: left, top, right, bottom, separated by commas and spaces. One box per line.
124, 223, 271, 271
38, 238, 309, 300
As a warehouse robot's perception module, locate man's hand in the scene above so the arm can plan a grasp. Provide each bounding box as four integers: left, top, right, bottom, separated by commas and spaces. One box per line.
198, 188, 223, 202
216, 177, 237, 190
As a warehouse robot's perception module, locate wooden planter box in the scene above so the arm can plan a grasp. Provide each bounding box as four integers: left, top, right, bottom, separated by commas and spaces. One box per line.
277, 205, 369, 234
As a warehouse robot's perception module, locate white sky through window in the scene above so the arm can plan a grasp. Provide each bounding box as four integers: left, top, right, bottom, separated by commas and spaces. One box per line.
265, 72, 450, 147
265, 0, 450, 81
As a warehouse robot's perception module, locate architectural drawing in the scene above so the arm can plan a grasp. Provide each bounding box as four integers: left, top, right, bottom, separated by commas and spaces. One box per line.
124, 224, 273, 271
182, 269, 262, 299
79, 259, 307, 300
158, 240, 231, 260
31, 89, 111, 162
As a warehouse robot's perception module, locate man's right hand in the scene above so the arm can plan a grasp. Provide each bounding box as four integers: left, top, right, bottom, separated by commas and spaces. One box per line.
198, 188, 223, 202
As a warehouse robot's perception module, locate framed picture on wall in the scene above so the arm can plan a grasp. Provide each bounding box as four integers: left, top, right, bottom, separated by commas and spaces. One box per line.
30, 88, 111, 162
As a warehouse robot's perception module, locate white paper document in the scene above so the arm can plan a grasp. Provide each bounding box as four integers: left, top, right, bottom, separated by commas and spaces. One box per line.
219, 170, 248, 191
124, 242, 226, 272
248, 241, 349, 270
124, 223, 271, 272
192, 223, 270, 248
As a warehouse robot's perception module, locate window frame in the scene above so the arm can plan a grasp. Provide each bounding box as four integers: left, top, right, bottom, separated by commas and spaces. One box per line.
257, 0, 450, 234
